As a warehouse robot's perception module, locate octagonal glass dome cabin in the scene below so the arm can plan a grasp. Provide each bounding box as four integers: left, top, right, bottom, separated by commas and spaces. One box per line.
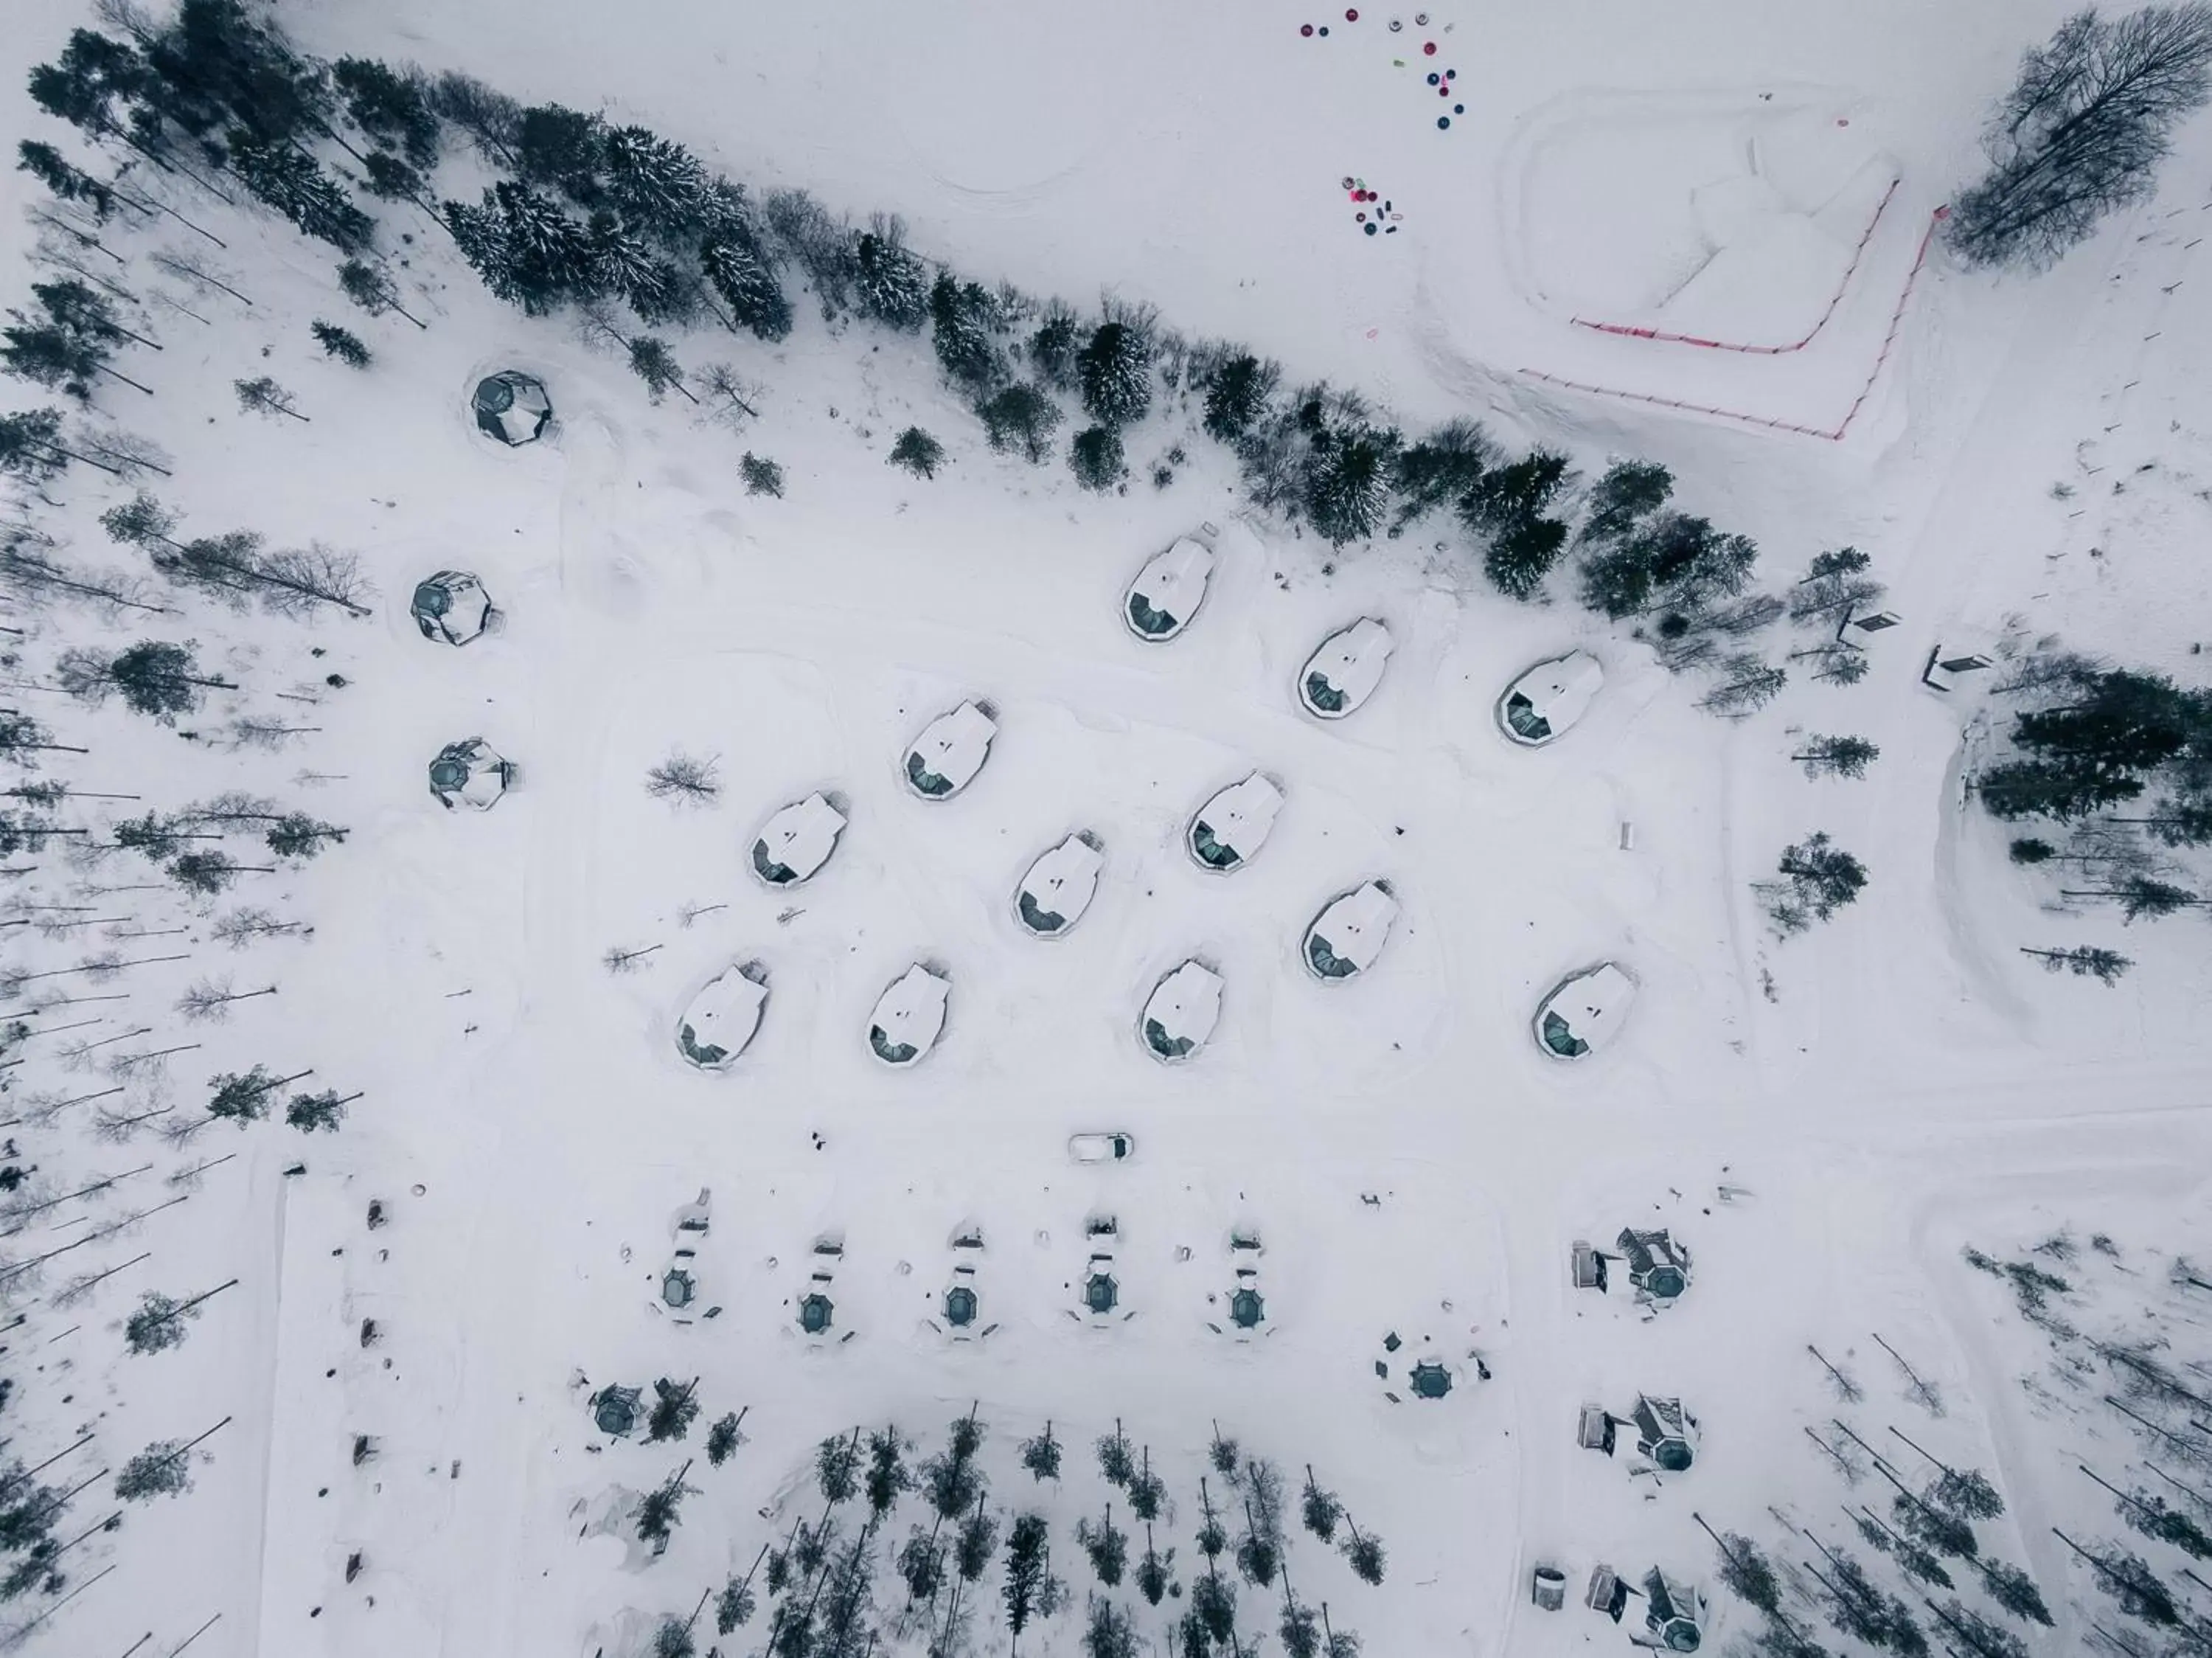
661, 1268, 696, 1310
944, 1286, 978, 1328
1410, 1360, 1454, 1399
428, 738, 512, 811
473, 370, 552, 445
799, 1293, 835, 1335
1229, 1288, 1265, 1330
410, 569, 494, 646
1085, 1272, 1119, 1315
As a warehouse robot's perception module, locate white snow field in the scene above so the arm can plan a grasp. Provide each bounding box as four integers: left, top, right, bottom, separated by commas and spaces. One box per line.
2, 2, 2212, 1657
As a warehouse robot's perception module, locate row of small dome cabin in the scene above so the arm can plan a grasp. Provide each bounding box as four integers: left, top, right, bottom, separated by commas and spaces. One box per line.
670, 949, 1632, 1073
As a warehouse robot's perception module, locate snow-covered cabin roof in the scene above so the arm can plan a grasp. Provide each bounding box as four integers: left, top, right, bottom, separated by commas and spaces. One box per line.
751, 793, 847, 887
1618, 1227, 1691, 1300
1631, 1395, 1697, 1470
1500, 651, 1604, 746
428, 738, 509, 811
1298, 618, 1394, 718
1124, 537, 1215, 641
1303, 881, 1399, 979
676, 962, 768, 1069
1015, 833, 1105, 936
1142, 960, 1223, 1061
1534, 962, 1635, 1059
869, 964, 950, 1066
1188, 774, 1284, 872
473, 370, 552, 445
903, 702, 998, 799
410, 570, 493, 646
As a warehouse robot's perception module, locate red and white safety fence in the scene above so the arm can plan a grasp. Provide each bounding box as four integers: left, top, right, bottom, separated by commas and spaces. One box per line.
1568, 176, 1902, 355
1520, 207, 1949, 443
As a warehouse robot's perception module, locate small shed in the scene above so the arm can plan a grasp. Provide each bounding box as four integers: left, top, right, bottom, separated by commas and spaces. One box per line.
428, 738, 512, 811
1571, 1238, 1609, 1291
473, 370, 552, 445
411, 570, 494, 646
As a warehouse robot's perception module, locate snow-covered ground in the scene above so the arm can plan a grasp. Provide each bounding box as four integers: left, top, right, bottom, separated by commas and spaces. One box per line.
2, 2, 2211, 1657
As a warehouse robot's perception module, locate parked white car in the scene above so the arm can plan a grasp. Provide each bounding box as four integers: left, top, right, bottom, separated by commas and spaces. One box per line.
1534, 962, 1635, 1060
1498, 651, 1604, 746
902, 701, 998, 800
1014, 832, 1105, 937
675, 962, 768, 1069
1301, 881, 1399, 981
1124, 537, 1215, 642
1186, 774, 1284, 874
868, 963, 951, 1066
1297, 618, 1393, 719
751, 792, 847, 887
1068, 1132, 1136, 1164
1141, 960, 1224, 1063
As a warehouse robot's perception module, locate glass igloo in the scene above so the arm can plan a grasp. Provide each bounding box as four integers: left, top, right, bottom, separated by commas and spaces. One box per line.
473, 370, 552, 445
428, 738, 512, 811
410, 569, 493, 646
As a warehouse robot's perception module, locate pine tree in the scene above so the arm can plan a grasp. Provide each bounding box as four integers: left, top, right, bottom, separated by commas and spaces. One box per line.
515, 103, 607, 201
330, 57, 440, 166
1698, 653, 1789, 718
16, 138, 118, 219
1301, 1467, 1341, 1541
889, 426, 945, 479
602, 125, 708, 233
1202, 351, 1279, 442
115, 1439, 194, 1502
1208, 1426, 1241, 1480
1127, 1447, 1166, 1523
1069, 425, 1125, 491
1019, 1422, 1062, 1483
1003, 1513, 1049, 1648
310, 320, 370, 367
706, 1411, 747, 1466
1084, 1595, 1137, 1658
1096, 1420, 1135, 1487
234, 375, 306, 420
1484, 516, 1569, 600
1710, 1530, 1783, 1614
1762, 831, 1868, 933
267, 814, 347, 859
2062, 873, 2202, 920
125, 1289, 199, 1353
1304, 426, 1397, 546
206, 1064, 303, 1124
1191, 1569, 1238, 1645
978, 384, 1063, 463
932, 272, 1001, 388
590, 218, 685, 322
649, 1378, 700, 1443
1137, 1526, 1173, 1606
1795, 735, 1880, 779
634, 1465, 698, 1547
361, 148, 427, 204
1974, 1557, 2053, 1626
1580, 458, 1674, 542
337, 257, 425, 327
627, 336, 695, 403
956, 1502, 999, 1581
64, 639, 234, 721
223, 128, 373, 252
1029, 301, 1084, 390
1461, 449, 1570, 533
818, 1429, 861, 1504
852, 222, 930, 328
1340, 1516, 1386, 1584
0, 408, 77, 483
1078, 1505, 1128, 1586
701, 235, 792, 341
1077, 320, 1153, 426
1392, 418, 1495, 526
740, 454, 785, 498
285, 1088, 350, 1132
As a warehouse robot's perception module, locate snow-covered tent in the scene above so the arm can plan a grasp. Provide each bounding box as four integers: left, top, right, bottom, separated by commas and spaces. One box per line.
410, 570, 495, 646
751, 793, 846, 887
1302, 880, 1399, 980
1187, 774, 1284, 873
868, 963, 950, 1066
1297, 617, 1394, 719
1534, 962, 1635, 1059
1498, 650, 1604, 746
473, 370, 552, 445
1141, 960, 1223, 1062
1618, 1227, 1691, 1304
902, 701, 998, 799
428, 738, 512, 811
1124, 536, 1215, 641
1015, 832, 1105, 937
675, 962, 768, 1069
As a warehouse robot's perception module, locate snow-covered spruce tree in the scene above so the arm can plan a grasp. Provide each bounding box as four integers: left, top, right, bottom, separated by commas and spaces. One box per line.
852, 218, 930, 329
206, 1064, 307, 1125
1069, 425, 1126, 492
445, 181, 598, 313
115, 1438, 195, 1502
1484, 516, 1570, 600
1697, 653, 1789, 718
1084, 1594, 1138, 1658
702, 233, 793, 341
740, 454, 785, 497
123, 1279, 236, 1354
978, 384, 1063, 464
1581, 512, 1759, 620
338, 257, 426, 327
889, 426, 945, 480
1077, 1504, 1128, 1586
15, 138, 118, 220
1579, 458, 1674, 544
1761, 831, 1868, 934
1304, 425, 1399, 547
360, 150, 428, 205
1979, 667, 2208, 821
1077, 319, 1154, 427
1950, 5, 2212, 271
286, 1089, 354, 1132
235, 375, 306, 421
1790, 547, 1884, 624
763, 187, 856, 316
1201, 350, 1280, 443
1019, 1421, 1062, 1483
1300, 1466, 1341, 1541
266, 813, 347, 859
2019, 943, 2133, 982
57, 639, 234, 721
1097, 1420, 1135, 1487
0, 408, 102, 484
330, 57, 441, 167
223, 128, 374, 252
310, 320, 370, 367
515, 103, 608, 203
864, 1426, 909, 1516
1391, 419, 1495, 529
634, 1464, 698, 1547
1461, 449, 1570, 534
602, 125, 709, 235
932, 272, 1002, 389
817, 1429, 862, 1504
1795, 735, 1880, 779
626, 336, 698, 404
588, 217, 689, 325
1001, 1513, 1051, 1648
706, 1410, 748, 1467
1028, 299, 1085, 390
